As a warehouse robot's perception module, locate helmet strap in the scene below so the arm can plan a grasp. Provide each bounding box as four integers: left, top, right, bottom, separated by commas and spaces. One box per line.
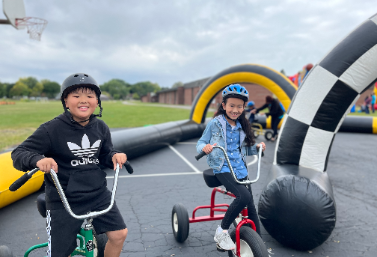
224, 112, 238, 122
93, 98, 103, 118
93, 104, 103, 118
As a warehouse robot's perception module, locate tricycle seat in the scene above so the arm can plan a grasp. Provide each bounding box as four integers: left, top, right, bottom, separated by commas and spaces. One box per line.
203, 169, 222, 188
37, 193, 47, 218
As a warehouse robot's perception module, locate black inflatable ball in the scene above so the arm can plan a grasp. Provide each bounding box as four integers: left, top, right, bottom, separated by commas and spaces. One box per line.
258, 164, 336, 251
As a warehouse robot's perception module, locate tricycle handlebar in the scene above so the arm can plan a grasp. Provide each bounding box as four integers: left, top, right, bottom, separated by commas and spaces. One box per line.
9, 169, 40, 191
9, 161, 134, 220
195, 145, 263, 185
51, 163, 123, 220
124, 161, 133, 174
195, 151, 206, 160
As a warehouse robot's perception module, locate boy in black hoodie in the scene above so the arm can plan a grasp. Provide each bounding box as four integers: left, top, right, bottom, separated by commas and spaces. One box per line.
12, 73, 128, 257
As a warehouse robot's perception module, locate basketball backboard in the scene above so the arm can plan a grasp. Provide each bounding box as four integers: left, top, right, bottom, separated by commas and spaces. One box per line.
1, 0, 47, 40
2, 0, 26, 29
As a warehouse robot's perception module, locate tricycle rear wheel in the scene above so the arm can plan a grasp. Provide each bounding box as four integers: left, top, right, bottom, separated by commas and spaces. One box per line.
171, 203, 190, 243
228, 226, 268, 257
264, 131, 273, 141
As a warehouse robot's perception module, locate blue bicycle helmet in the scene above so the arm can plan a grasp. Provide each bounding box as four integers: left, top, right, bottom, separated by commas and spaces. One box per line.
222, 84, 249, 102
247, 101, 255, 107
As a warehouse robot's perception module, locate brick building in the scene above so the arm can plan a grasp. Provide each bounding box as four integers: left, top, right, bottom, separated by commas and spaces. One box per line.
141, 76, 376, 111
141, 77, 274, 109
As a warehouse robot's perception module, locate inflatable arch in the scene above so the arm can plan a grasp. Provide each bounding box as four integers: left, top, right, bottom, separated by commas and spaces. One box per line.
258, 13, 377, 250
190, 64, 377, 133
189, 64, 297, 124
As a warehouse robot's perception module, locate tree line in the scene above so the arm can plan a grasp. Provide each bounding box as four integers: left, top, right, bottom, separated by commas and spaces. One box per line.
0, 77, 167, 100
0, 77, 61, 99
100, 79, 162, 100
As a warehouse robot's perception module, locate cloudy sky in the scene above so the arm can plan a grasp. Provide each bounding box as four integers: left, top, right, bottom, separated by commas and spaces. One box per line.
0, 0, 376, 88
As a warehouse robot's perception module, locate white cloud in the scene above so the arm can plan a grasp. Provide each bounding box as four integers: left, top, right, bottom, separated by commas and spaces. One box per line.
0, 0, 376, 87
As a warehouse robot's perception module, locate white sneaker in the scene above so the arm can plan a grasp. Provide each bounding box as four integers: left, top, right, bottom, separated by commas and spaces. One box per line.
214, 225, 235, 250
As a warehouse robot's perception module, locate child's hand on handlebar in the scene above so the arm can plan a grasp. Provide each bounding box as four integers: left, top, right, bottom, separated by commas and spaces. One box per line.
36, 158, 58, 173
257, 142, 266, 152
112, 153, 127, 170
202, 143, 217, 154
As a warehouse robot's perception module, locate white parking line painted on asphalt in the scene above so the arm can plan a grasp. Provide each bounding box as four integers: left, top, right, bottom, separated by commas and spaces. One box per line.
175, 142, 257, 167
106, 151, 258, 179
168, 144, 202, 173
107, 172, 201, 179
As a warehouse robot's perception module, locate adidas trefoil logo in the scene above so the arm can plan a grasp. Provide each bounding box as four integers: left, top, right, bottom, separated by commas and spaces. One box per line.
67, 134, 101, 166
68, 134, 101, 158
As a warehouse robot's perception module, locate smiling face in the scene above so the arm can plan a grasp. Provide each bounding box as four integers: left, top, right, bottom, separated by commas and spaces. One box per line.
64, 87, 98, 124
222, 97, 245, 122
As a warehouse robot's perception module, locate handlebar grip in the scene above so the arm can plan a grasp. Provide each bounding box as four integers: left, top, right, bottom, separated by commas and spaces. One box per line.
195, 151, 207, 160
9, 172, 32, 191
124, 161, 133, 174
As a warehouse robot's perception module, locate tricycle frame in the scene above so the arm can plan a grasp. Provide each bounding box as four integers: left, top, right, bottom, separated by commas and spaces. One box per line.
189, 145, 263, 257
8, 161, 133, 257
188, 186, 257, 256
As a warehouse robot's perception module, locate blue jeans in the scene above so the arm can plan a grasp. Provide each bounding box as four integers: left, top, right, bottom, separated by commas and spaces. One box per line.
365, 105, 370, 114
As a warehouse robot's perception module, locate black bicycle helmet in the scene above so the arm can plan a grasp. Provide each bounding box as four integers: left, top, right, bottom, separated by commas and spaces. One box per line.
60, 73, 103, 122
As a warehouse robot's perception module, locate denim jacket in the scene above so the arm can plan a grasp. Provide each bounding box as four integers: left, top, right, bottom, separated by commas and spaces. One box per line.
196, 115, 258, 173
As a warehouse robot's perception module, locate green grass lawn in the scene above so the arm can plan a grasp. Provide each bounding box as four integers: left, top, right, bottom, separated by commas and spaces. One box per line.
348, 106, 377, 116
0, 100, 214, 151
349, 112, 377, 116
1, 100, 374, 152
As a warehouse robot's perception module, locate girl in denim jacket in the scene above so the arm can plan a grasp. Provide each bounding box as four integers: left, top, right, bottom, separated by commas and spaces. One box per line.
196, 84, 266, 251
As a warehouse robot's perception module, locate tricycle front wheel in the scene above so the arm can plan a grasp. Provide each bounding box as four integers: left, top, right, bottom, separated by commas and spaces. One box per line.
93, 232, 108, 257
171, 203, 190, 243
252, 129, 260, 139
228, 226, 268, 257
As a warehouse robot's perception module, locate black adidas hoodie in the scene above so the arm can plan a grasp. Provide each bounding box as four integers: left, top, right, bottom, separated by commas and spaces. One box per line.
11, 112, 119, 210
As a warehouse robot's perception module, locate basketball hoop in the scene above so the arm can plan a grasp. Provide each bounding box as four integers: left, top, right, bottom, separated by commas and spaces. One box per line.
15, 17, 48, 41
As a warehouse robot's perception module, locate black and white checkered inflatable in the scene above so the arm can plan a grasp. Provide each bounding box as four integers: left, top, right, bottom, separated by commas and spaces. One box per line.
258, 13, 377, 250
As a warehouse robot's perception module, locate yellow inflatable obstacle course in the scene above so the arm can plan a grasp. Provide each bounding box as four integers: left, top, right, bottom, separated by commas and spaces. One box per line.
0, 152, 44, 209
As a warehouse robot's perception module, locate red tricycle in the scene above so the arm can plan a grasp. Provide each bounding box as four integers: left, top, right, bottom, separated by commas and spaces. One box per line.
171, 145, 268, 257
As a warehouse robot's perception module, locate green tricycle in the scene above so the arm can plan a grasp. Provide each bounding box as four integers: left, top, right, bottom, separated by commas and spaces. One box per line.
0, 161, 133, 257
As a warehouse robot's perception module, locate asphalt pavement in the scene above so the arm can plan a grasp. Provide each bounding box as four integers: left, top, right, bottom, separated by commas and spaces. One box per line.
0, 132, 376, 257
